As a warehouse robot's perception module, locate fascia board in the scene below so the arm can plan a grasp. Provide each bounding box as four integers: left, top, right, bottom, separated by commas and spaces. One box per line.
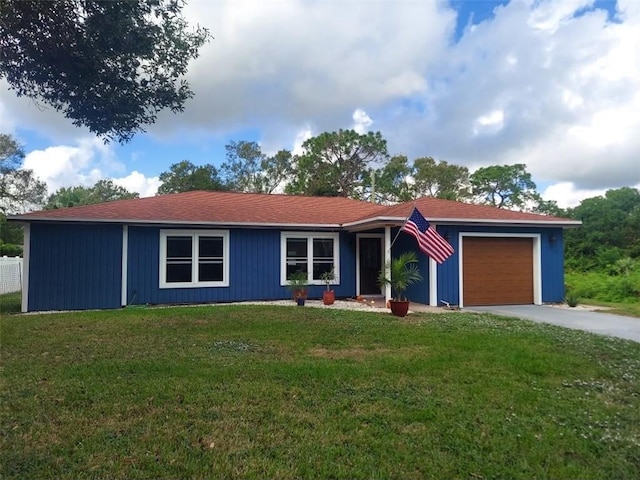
6, 216, 343, 229
343, 216, 582, 228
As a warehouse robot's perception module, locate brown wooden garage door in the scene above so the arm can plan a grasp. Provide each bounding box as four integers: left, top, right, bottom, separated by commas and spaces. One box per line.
463, 237, 534, 306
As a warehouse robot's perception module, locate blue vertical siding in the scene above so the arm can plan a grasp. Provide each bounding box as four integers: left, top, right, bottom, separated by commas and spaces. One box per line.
26, 221, 566, 311
127, 227, 357, 305
437, 225, 459, 306
28, 223, 122, 311
541, 227, 565, 302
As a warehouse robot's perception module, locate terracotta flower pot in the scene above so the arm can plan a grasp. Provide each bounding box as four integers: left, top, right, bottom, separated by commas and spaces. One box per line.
322, 290, 335, 305
389, 300, 410, 317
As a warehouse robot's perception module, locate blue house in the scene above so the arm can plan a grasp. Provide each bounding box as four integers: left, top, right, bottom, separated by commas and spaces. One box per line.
9, 191, 580, 312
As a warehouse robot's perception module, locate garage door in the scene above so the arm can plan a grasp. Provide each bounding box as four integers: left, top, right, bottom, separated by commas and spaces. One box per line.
463, 237, 534, 306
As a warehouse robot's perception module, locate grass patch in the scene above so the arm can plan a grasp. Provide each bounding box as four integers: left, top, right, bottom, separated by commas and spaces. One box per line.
565, 270, 640, 317
582, 300, 640, 318
2, 305, 640, 479
0, 291, 21, 315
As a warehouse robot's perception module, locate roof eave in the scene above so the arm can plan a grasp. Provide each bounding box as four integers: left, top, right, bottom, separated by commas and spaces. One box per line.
7, 216, 343, 229
8, 214, 582, 230
342, 216, 582, 230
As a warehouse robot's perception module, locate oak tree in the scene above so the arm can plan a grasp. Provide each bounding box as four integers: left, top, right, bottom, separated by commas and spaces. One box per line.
0, 0, 211, 143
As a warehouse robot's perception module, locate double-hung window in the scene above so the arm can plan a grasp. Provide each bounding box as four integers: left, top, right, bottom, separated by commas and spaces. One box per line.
160, 230, 229, 288
281, 232, 339, 285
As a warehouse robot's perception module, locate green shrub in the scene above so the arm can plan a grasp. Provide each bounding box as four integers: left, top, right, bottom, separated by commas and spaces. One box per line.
0, 243, 22, 257
566, 270, 640, 303
611, 257, 637, 276
564, 290, 580, 307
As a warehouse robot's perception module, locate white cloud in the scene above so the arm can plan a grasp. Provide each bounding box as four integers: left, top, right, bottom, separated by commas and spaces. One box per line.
291, 127, 313, 156
113, 171, 161, 198
2, 0, 639, 210
352, 109, 373, 134
152, 0, 453, 136
473, 110, 504, 136
542, 180, 640, 209
387, 0, 640, 195
22, 139, 160, 198
541, 182, 607, 208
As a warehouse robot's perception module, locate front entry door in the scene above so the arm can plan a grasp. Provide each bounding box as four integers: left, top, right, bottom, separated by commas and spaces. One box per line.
359, 236, 383, 295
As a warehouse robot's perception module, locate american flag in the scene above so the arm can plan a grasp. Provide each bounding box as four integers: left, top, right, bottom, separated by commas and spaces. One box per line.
401, 207, 454, 264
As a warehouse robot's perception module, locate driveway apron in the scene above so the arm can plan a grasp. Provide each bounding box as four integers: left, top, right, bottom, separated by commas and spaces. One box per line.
465, 305, 640, 343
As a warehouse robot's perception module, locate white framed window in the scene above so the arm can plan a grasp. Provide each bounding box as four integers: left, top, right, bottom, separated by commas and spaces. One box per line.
280, 232, 340, 285
160, 229, 230, 288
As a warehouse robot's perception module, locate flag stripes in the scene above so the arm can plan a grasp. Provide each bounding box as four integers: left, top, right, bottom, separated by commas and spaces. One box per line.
401, 207, 454, 264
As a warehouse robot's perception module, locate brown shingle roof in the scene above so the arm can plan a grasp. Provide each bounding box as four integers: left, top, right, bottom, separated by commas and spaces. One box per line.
13, 191, 387, 225
376, 197, 574, 223
10, 190, 578, 227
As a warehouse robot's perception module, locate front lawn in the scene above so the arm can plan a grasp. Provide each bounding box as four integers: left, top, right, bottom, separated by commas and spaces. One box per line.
1, 305, 639, 479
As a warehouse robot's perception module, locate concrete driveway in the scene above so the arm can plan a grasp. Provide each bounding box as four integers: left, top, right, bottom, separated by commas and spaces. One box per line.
465, 305, 640, 343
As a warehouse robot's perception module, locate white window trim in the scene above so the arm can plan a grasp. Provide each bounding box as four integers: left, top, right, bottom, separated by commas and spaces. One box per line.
280, 232, 340, 286
160, 229, 230, 288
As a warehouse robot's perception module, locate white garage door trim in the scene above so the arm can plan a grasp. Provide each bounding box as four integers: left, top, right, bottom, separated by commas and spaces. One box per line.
458, 232, 542, 308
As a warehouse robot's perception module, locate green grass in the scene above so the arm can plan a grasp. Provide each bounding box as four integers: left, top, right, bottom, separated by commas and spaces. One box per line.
2, 305, 640, 479
565, 270, 640, 317
582, 300, 640, 318
566, 270, 640, 301
0, 291, 21, 315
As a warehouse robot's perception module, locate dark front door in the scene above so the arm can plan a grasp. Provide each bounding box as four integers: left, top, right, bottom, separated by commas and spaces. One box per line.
359, 237, 382, 295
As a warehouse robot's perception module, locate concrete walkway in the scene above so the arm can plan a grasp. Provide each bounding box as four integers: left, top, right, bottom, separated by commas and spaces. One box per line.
465, 305, 640, 343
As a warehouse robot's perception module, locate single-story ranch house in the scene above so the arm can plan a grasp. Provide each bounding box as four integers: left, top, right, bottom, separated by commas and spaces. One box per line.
9, 191, 581, 312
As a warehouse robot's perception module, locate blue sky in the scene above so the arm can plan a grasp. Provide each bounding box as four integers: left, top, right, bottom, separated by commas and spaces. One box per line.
1, 0, 638, 208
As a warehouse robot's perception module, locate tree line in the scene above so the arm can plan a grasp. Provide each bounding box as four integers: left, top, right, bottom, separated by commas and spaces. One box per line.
158, 130, 549, 213
1, 131, 638, 275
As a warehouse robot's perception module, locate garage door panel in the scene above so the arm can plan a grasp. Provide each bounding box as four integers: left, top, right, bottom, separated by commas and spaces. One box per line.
463, 237, 533, 306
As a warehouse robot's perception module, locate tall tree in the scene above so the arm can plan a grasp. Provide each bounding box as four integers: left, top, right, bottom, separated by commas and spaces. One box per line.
222, 141, 292, 194
157, 160, 227, 195
0, 133, 47, 215
286, 130, 388, 198
412, 157, 470, 201
363, 155, 413, 204
45, 179, 139, 209
470, 163, 540, 210
532, 198, 566, 217
0, 0, 211, 143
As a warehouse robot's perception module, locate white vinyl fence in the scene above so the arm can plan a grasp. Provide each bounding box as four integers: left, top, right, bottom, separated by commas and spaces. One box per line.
0, 256, 23, 294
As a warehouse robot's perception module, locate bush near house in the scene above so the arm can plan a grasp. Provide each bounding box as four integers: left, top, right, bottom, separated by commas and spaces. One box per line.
0, 243, 22, 257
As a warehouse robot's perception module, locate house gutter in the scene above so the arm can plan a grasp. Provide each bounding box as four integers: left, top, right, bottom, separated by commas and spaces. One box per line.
8, 215, 582, 230
343, 216, 582, 229
7, 216, 344, 230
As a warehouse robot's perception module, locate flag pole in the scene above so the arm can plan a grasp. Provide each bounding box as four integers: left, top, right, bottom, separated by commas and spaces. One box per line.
388, 205, 415, 252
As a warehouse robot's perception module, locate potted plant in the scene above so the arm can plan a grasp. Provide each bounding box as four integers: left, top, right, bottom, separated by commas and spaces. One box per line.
287, 271, 308, 306
378, 251, 422, 317
319, 268, 336, 305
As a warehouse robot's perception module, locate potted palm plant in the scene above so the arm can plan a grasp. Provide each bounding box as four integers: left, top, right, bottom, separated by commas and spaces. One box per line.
378, 251, 422, 317
287, 271, 308, 306
319, 267, 336, 305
